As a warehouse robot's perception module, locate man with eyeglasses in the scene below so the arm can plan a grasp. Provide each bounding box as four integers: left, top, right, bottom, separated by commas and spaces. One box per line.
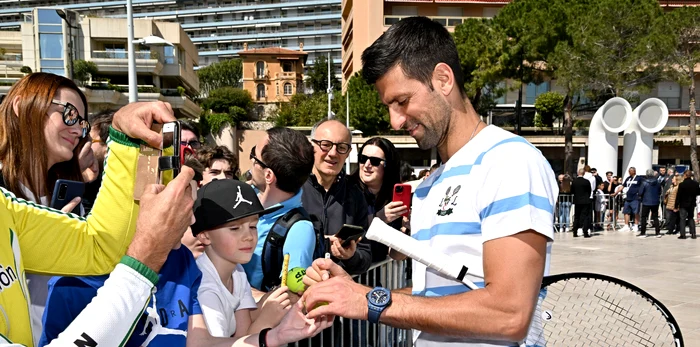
301, 119, 372, 275
180, 120, 202, 151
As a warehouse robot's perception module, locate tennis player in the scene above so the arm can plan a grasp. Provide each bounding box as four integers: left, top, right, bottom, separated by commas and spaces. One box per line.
301, 16, 557, 347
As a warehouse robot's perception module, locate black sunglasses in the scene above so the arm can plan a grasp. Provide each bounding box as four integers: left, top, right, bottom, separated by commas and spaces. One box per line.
180, 140, 202, 149
51, 100, 90, 138
359, 154, 385, 167
249, 146, 268, 168
311, 139, 351, 154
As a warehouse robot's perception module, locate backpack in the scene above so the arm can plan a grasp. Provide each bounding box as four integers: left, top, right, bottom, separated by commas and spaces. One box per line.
260, 207, 326, 291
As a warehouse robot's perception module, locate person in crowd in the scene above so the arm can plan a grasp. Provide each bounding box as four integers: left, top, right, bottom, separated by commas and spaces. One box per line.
558, 174, 572, 233
399, 160, 415, 182
594, 182, 608, 229
583, 165, 597, 229
664, 175, 680, 235
196, 145, 237, 186
301, 119, 372, 275
620, 167, 642, 232
349, 137, 407, 262
180, 120, 202, 152
180, 154, 207, 259
661, 168, 675, 228
302, 17, 557, 346
675, 170, 699, 239
80, 110, 115, 213
428, 162, 440, 176
590, 168, 604, 188
572, 169, 593, 238
418, 169, 429, 180
604, 173, 618, 229
243, 127, 316, 293
637, 169, 662, 238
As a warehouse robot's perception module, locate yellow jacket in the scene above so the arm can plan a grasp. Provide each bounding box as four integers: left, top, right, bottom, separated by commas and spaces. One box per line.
0, 128, 140, 346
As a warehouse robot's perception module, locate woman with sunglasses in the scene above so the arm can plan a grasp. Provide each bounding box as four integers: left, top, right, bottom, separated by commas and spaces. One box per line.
0, 72, 93, 342
349, 137, 406, 262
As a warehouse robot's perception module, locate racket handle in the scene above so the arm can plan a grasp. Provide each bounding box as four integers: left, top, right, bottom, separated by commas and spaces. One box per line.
366, 218, 479, 290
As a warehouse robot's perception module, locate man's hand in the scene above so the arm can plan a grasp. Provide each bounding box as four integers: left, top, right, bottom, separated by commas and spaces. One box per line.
111, 101, 175, 148
327, 236, 358, 260
126, 166, 195, 272
266, 301, 334, 347
301, 258, 369, 320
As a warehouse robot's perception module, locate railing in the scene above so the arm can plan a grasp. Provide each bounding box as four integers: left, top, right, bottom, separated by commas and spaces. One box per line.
384, 15, 478, 27
279, 71, 296, 79
91, 50, 157, 60
0, 53, 22, 62
291, 258, 412, 347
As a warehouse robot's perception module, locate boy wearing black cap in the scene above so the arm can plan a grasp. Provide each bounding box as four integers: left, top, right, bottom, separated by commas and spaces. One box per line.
192, 179, 292, 338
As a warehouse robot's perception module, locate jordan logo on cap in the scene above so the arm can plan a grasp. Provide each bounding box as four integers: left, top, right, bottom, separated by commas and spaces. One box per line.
234, 186, 253, 209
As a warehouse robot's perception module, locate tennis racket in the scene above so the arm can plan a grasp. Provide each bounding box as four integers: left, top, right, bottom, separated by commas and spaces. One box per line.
366, 219, 684, 346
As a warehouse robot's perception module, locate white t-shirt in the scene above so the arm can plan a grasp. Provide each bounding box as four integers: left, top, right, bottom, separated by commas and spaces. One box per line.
411, 125, 557, 347
196, 252, 257, 337
583, 172, 596, 199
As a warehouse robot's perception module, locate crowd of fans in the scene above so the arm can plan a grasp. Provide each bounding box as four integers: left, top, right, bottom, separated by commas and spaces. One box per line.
556, 164, 700, 239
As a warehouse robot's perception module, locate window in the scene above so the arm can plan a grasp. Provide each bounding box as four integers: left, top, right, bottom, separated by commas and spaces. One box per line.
437, 7, 463, 17
392, 6, 418, 16
256, 61, 265, 77
164, 46, 175, 64
525, 81, 549, 105
282, 62, 293, 72
657, 81, 681, 109
284, 83, 293, 95
257, 84, 266, 99
39, 33, 64, 59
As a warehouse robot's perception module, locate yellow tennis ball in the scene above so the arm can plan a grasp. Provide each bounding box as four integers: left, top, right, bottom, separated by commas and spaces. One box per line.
312, 302, 329, 310
287, 267, 307, 294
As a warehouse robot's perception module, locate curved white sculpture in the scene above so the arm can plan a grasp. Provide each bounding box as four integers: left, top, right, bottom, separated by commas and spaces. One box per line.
587, 97, 633, 176
622, 98, 668, 177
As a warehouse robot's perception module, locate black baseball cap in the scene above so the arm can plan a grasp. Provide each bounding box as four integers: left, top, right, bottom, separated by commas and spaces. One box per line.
191, 179, 281, 235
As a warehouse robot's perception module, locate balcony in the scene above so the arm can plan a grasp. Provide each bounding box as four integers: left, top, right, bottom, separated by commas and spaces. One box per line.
384, 15, 478, 28
254, 70, 269, 80
278, 71, 297, 80
90, 50, 163, 75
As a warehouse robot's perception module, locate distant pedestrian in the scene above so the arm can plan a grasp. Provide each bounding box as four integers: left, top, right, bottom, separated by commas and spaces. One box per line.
664, 176, 680, 235
571, 169, 592, 238
637, 169, 662, 238
675, 170, 699, 239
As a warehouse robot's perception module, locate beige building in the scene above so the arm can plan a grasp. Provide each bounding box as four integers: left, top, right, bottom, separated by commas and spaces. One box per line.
0, 7, 201, 118
238, 45, 307, 119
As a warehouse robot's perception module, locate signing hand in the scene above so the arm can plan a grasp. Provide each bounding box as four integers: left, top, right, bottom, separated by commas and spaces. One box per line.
301, 258, 370, 321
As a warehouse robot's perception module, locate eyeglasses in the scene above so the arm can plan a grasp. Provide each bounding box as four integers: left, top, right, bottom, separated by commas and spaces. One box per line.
249, 146, 268, 168
359, 154, 385, 167
311, 139, 351, 154
180, 140, 202, 150
51, 100, 90, 138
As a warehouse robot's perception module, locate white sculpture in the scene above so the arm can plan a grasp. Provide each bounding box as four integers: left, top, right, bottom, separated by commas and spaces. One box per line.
587, 97, 633, 177
622, 98, 668, 178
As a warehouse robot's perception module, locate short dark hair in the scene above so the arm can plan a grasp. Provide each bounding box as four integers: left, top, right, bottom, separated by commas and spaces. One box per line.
196, 145, 237, 173
180, 120, 200, 139
361, 16, 466, 97
429, 163, 441, 174
606, 171, 613, 176
400, 161, 414, 183
262, 127, 314, 194
88, 109, 115, 142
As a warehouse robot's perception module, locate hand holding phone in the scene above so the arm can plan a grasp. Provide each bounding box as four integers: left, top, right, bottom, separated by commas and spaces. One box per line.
51, 180, 85, 214
335, 224, 365, 248
392, 183, 412, 217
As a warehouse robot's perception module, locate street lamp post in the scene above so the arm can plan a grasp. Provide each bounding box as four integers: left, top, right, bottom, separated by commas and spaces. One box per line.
56, 10, 77, 81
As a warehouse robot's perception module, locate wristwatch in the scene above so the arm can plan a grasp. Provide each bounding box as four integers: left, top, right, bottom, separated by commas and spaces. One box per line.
259, 328, 271, 347
367, 287, 392, 324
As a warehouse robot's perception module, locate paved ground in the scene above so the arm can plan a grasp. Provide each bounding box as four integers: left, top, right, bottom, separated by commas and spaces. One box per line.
550, 228, 700, 346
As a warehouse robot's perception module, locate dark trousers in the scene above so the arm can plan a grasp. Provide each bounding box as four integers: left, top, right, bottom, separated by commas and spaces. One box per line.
666, 209, 680, 234
640, 204, 660, 235
572, 203, 591, 236
679, 207, 696, 238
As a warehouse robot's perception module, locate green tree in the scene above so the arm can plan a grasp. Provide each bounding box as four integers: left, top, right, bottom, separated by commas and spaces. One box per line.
197, 59, 243, 95
662, 6, 700, 180
73, 60, 98, 86
273, 93, 330, 127
20, 66, 32, 74
305, 54, 340, 95
200, 87, 254, 135
534, 91, 565, 128
345, 71, 391, 135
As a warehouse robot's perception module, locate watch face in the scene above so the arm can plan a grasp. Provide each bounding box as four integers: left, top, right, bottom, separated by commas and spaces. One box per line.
370, 289, 389, 305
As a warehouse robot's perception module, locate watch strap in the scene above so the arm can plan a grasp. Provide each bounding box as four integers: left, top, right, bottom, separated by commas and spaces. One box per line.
259, 328, 271, 347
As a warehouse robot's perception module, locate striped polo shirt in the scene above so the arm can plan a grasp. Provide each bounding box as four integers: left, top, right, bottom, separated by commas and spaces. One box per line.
411, 125, 557, 347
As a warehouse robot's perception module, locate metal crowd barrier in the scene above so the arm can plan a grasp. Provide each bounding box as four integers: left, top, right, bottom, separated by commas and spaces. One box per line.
555, 193, 670, 232
291, 258, 413, 347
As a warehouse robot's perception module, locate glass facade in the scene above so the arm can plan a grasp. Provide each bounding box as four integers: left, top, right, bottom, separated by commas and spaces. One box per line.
37, 9, 65, 76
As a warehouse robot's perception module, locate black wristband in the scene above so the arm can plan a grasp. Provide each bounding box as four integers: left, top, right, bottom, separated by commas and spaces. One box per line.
259, 328, 272, 347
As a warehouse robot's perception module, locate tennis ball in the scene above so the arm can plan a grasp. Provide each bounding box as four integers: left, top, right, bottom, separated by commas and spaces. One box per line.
312, 302, 329, 310
287, 267, 307, 294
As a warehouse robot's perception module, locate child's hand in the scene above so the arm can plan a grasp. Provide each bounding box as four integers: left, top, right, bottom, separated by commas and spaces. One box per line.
257, 286, 291, 327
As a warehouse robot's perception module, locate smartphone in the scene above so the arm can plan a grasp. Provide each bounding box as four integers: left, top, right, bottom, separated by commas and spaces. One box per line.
159, 121, 181, 185
50, 179, 85, 214
335, 224, 365, 248
393, 183, 412, 217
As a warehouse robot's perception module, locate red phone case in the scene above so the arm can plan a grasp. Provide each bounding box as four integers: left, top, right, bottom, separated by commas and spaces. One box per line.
392, 183, 412, 217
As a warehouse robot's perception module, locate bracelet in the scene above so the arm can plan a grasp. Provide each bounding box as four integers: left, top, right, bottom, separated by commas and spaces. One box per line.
259, 328, 272, 347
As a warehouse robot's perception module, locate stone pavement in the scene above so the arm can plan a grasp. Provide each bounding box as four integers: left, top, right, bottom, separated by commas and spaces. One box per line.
550, 229, 700, 346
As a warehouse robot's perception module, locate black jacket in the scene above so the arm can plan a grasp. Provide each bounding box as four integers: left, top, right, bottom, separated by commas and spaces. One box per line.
302, 172, 372, 275
571, 177, 593, 204
675, 178, 700, 210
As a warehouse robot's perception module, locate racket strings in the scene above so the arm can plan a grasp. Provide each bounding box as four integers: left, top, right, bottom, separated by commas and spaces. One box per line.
526, 277, 678, 346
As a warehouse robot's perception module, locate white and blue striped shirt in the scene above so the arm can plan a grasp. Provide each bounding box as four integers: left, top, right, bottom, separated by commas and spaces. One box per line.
411, 125, 557, 347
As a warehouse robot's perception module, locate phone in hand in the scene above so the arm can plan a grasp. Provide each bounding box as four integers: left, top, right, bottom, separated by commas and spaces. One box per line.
393, 183, 412, 217
335, 224, 365, 248
50, 179, 85, 214
159, 121, 181, 185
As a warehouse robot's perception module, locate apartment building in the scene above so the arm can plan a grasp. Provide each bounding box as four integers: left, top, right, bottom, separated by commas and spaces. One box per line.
0, 8, 201, 118
0, 0, 342, 74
